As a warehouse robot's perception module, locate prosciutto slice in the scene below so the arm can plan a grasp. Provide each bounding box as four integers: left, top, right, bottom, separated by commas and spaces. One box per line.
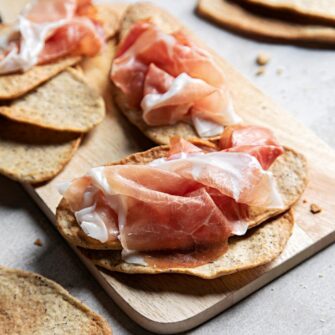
0, 0, 104, 74
61, 125, 284, 259
111, 22, 240, 137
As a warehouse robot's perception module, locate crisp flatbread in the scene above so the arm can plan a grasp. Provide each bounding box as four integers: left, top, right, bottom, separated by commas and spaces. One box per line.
56, 140, 307, 250
0, 56, 81, 101
0, 266, 112, 335
0, 3, 123, 101
239, 0, 335, 25
0, 118, 81, 184
81, 210, 294, 279
197, 0, 335, 46
0, 68, 105, 132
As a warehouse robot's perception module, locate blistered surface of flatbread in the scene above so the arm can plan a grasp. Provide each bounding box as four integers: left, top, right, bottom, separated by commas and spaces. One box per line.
56, 144, 307, 250
197, 0, 335, 46
0, 266, 112, 335
0, 118, 80, 184
0, 68, 105, 132
81, 210, 294, 279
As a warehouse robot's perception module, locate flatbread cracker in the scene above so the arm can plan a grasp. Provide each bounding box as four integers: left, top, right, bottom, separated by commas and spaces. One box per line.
81, 210, 294, 279
197, 0, 335, 46
239, 0, 335, 25
56, 142, 307, 250
0, 118, 81, 184
0, 68, 105, 132
0, 266, 112, 335
0, 56, 80, 101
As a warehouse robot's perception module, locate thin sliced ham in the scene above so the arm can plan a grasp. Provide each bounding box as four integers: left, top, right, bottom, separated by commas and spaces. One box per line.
219, 125, 284, 170
61, 125, 284, 261
111, 22, 240, 137
0, 0, 103, 74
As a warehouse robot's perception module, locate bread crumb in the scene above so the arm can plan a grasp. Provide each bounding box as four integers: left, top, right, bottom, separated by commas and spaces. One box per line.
310, 203, 322, 214
256, 66, 266, 76
276, 68, 284, 75
303, 199, 307, 204
34, 239, 43, 247
318, 273, 324, 278
256, 52, 270, 66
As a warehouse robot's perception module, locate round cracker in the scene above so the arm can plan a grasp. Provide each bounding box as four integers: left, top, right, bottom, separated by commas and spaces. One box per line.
197, 0, 335, 46
0, 118, 81, 184
0, 68, 105, 133
0, 266, 112, 335
81, 210, 294, 279
55, 144, 307, 250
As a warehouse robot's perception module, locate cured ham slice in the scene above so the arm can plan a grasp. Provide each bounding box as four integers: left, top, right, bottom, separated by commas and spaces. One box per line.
0, 0, 103, 74
111, 22, 240, 137
61, 125, 284, 261
220, 125, 284, 170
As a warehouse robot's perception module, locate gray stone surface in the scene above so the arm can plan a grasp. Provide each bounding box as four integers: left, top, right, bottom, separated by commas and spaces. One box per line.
0, 0, 335, 334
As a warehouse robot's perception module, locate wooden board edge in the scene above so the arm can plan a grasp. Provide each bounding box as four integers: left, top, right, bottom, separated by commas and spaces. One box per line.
22, 183, 335, 334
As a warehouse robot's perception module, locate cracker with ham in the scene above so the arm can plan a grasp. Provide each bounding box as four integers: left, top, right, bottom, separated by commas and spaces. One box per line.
197, 0, 335, 46
0, 1, 123, 100
0, 68, 105, 132
56, 135, 307, 254
81, 210, 293, 279
111, 3, 241, 144
0, 266, 112, 334
0, 118, 80, 184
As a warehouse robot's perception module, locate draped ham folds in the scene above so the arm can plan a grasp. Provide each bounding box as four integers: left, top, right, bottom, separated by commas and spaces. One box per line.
0, 0, 104, 74
111, 22, 241, 137
61, 125, 284, 266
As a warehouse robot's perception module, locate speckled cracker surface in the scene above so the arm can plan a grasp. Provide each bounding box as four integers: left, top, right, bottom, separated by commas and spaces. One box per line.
0, 56, 80, 100
56, 143, 307, 251
0, 118, 80, 184
197, 0, 335, 46
81, 210, 294, 279
0, 68, 105, 132
0, 266, 112, 335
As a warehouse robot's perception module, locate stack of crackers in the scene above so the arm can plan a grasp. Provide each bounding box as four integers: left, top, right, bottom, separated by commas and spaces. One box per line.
0, 5, 124, 185
197, 0, 335, 46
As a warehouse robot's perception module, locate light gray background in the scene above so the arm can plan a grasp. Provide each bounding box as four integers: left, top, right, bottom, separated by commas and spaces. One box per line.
1, 1, 335, 334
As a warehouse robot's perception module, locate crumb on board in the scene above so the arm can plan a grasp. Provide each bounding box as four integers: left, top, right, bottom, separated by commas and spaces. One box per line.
310, 203, 322, 214
256, 52, 270, 66
34, 239, 43, 247
256, 66, 266, 76
303, 199, 307, 204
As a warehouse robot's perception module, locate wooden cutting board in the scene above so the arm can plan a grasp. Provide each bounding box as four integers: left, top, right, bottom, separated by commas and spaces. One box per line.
3, 1, 335, 334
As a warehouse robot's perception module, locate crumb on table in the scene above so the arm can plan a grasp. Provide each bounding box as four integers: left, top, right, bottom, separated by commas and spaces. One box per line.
34, 239, 43, 247
310, 203, 322, 214
256, 52, 271, 66
256, 66, 266, 76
